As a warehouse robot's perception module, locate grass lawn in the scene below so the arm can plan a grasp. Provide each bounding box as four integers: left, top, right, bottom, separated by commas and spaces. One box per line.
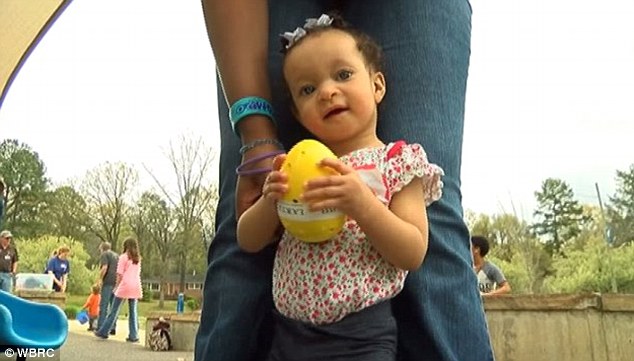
65, 294, 179, 330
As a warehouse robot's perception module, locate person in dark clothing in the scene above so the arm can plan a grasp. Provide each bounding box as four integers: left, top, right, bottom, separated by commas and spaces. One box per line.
0, 229, 18, 293
97, 242, 119, 334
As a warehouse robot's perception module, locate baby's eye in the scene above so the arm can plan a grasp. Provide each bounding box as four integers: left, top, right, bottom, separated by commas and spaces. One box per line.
300, 85, 315, 96
336, 70, 352, 81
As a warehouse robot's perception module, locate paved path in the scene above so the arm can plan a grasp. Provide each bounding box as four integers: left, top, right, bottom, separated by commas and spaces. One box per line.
60, 319, 193, 361
66, 317, 147, 345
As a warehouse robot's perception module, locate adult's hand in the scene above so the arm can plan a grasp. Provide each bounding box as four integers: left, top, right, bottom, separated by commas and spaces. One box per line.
235, 145, 280, 219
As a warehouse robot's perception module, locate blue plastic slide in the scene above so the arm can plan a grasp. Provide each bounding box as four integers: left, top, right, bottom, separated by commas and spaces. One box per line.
0, 290, 68, 358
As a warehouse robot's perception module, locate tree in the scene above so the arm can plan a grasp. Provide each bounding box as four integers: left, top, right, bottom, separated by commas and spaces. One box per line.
130, 191, 177, 308
532, 178, 589, 255
469, 213, 532, 262
544, 237, 634, 293
41, 185, 92, 243
606, 165, 634, 246
80, 162, 138, 251
146, 136, 218, 292
0, 139, 49, 237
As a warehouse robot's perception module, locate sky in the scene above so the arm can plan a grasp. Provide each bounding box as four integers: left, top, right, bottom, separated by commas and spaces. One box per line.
1, 0, 633, 220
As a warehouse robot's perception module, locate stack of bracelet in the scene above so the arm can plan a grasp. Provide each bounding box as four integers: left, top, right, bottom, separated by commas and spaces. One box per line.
236, 138, 284, 176
230, 96, 284, 176
236, 148, 285, 176
236, 138, 285, 176
239, 138, 284, 155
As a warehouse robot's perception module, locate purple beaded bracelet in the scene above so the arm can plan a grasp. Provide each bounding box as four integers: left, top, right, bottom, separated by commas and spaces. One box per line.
235, 150, 285, 176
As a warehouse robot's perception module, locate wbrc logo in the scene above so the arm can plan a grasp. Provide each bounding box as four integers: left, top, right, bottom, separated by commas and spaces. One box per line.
4, 348, 56, 358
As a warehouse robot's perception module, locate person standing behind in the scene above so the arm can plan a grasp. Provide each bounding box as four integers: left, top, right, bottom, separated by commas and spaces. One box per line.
0, 230, 18, 293
45, 246, 70, 293
97, 242, 119, 335
196, 1, 495, 361
82, 284, 101, 331
95, 237, 143, 343
471, 235, 511, 296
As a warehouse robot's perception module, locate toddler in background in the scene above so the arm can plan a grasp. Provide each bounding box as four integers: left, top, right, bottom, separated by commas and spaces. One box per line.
82, 284, 101, 331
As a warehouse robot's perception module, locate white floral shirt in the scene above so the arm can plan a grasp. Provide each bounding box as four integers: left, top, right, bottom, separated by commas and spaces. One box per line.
272, 141, 444, 324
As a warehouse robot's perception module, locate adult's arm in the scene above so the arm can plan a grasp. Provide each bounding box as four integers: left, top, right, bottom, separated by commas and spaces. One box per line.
201, 0, 276, 143
99, 253, 108, 281
60, 274, 68, 293
482, 263, 511, 296
99, 264, 107, 280
114, 254, 127, 289
12, 247, 18, 273
489, 281, 511, 295
202, 0, 283, 217
47, 270, 62, 287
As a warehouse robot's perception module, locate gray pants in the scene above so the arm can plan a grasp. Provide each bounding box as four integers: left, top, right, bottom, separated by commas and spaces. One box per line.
267, 301, 397, 361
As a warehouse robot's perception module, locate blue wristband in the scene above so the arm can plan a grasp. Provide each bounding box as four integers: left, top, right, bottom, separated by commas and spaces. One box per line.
229, 96, 275, 136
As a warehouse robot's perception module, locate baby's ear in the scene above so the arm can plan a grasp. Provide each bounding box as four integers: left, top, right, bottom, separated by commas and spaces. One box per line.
373, 71, 386, 104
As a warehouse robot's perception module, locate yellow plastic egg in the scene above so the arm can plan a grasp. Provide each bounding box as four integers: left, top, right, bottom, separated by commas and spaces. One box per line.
277, 139, 346, 243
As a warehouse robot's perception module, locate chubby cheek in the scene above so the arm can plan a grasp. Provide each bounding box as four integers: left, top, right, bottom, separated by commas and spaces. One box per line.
362, 93, 380, 117
296, 104, 320, 126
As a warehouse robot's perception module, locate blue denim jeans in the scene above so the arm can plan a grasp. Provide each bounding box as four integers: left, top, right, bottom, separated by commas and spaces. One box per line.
96, 297, 138, 341
0, 273, 12, 293
97, 284, 117, 331
195, 1, 494, 361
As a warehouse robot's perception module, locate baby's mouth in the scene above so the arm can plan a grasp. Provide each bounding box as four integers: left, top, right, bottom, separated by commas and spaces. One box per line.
324, 107, 347, 119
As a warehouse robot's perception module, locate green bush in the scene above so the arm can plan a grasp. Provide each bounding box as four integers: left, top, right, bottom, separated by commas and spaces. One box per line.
185, 298, 199, 311
544, 238, 634, 293
64, 305, 80, 319
141, 284, 153, 302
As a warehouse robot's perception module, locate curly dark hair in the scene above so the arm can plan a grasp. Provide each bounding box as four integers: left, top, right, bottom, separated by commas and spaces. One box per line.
471, 236, 491, 257
280, 12, 384, 73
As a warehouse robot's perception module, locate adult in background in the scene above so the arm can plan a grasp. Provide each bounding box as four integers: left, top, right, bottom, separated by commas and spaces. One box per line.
46, 245, 70, 293
196, 1, 495, 361
97, 241, 119, 335
0, 230, 18, 293
471, 235, 511, 296
95, 237, 143, 343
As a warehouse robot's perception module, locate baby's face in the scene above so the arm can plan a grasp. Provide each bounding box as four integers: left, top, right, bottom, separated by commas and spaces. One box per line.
283, 30, 385, 148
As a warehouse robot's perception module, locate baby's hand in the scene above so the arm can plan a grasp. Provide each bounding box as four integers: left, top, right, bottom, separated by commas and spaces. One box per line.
302, 158, 374, 218
262, 154, 288, 201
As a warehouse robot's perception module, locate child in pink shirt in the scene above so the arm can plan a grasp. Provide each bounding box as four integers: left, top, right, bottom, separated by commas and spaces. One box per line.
95, 237, 142, 342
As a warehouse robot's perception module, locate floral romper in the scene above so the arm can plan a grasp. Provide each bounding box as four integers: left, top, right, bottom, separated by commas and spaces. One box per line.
272, 141, 444, 325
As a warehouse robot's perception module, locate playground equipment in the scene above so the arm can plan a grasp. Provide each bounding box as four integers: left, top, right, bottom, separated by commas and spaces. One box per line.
0, 290, 68, 361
